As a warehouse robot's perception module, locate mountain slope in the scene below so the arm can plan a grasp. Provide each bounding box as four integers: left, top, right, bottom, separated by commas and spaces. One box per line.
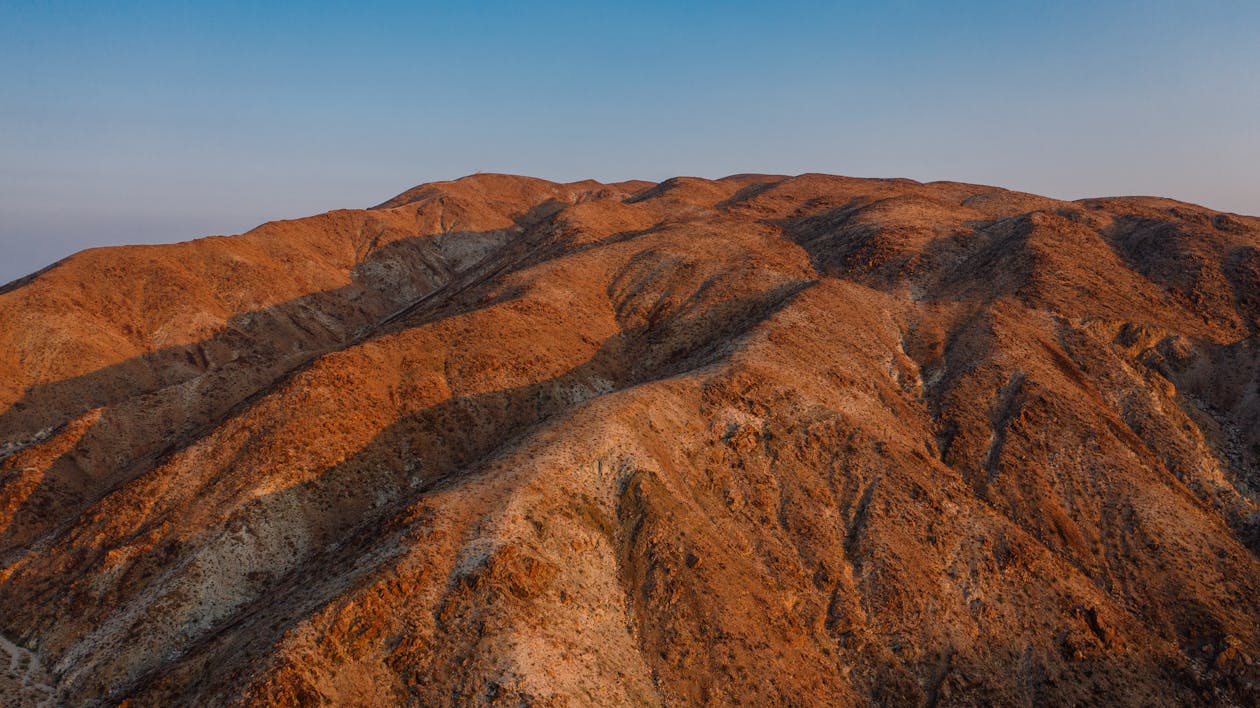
1, 173, 1258, 705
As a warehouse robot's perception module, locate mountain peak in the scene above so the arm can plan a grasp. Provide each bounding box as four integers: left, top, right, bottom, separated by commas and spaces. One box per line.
1, 173, 1258, 704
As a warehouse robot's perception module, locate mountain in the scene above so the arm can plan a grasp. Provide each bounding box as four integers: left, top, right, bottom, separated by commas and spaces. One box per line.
1, 172, 1258, 706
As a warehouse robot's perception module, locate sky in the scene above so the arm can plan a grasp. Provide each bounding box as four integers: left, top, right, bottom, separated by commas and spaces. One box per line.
2, 0, 1259, 284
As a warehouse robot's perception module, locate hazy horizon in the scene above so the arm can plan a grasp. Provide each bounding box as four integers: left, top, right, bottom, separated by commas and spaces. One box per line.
3, 0, 1259, 284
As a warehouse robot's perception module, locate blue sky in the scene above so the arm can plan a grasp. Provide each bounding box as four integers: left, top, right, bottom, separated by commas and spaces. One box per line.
2, 1, 1258, 283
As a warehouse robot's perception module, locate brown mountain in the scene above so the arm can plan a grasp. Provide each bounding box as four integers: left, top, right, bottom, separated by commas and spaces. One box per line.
1, 173, 1258, 706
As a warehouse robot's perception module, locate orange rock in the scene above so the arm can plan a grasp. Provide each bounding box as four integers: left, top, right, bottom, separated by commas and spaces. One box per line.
0, 173, 1258, 705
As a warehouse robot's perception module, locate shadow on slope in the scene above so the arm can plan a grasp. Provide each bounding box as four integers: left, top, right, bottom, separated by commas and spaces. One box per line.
12, 277, 815, 703
0, 216, 555, 555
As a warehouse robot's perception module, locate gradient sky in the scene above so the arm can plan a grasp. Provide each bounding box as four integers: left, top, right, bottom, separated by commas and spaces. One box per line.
2, 1, 1258, 284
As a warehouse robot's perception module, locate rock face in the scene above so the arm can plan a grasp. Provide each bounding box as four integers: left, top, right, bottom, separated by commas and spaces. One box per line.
1, 172, 1259, 705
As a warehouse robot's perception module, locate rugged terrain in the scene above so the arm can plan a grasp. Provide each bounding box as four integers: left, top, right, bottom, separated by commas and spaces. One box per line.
1, 172, 1259, 706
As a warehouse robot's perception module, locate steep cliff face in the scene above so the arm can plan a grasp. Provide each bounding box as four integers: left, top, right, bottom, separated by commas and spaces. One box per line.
0, 173, 1258, 705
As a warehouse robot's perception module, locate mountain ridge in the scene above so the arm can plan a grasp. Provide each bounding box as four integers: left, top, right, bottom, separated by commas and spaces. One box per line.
1, 172, 1258, 705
